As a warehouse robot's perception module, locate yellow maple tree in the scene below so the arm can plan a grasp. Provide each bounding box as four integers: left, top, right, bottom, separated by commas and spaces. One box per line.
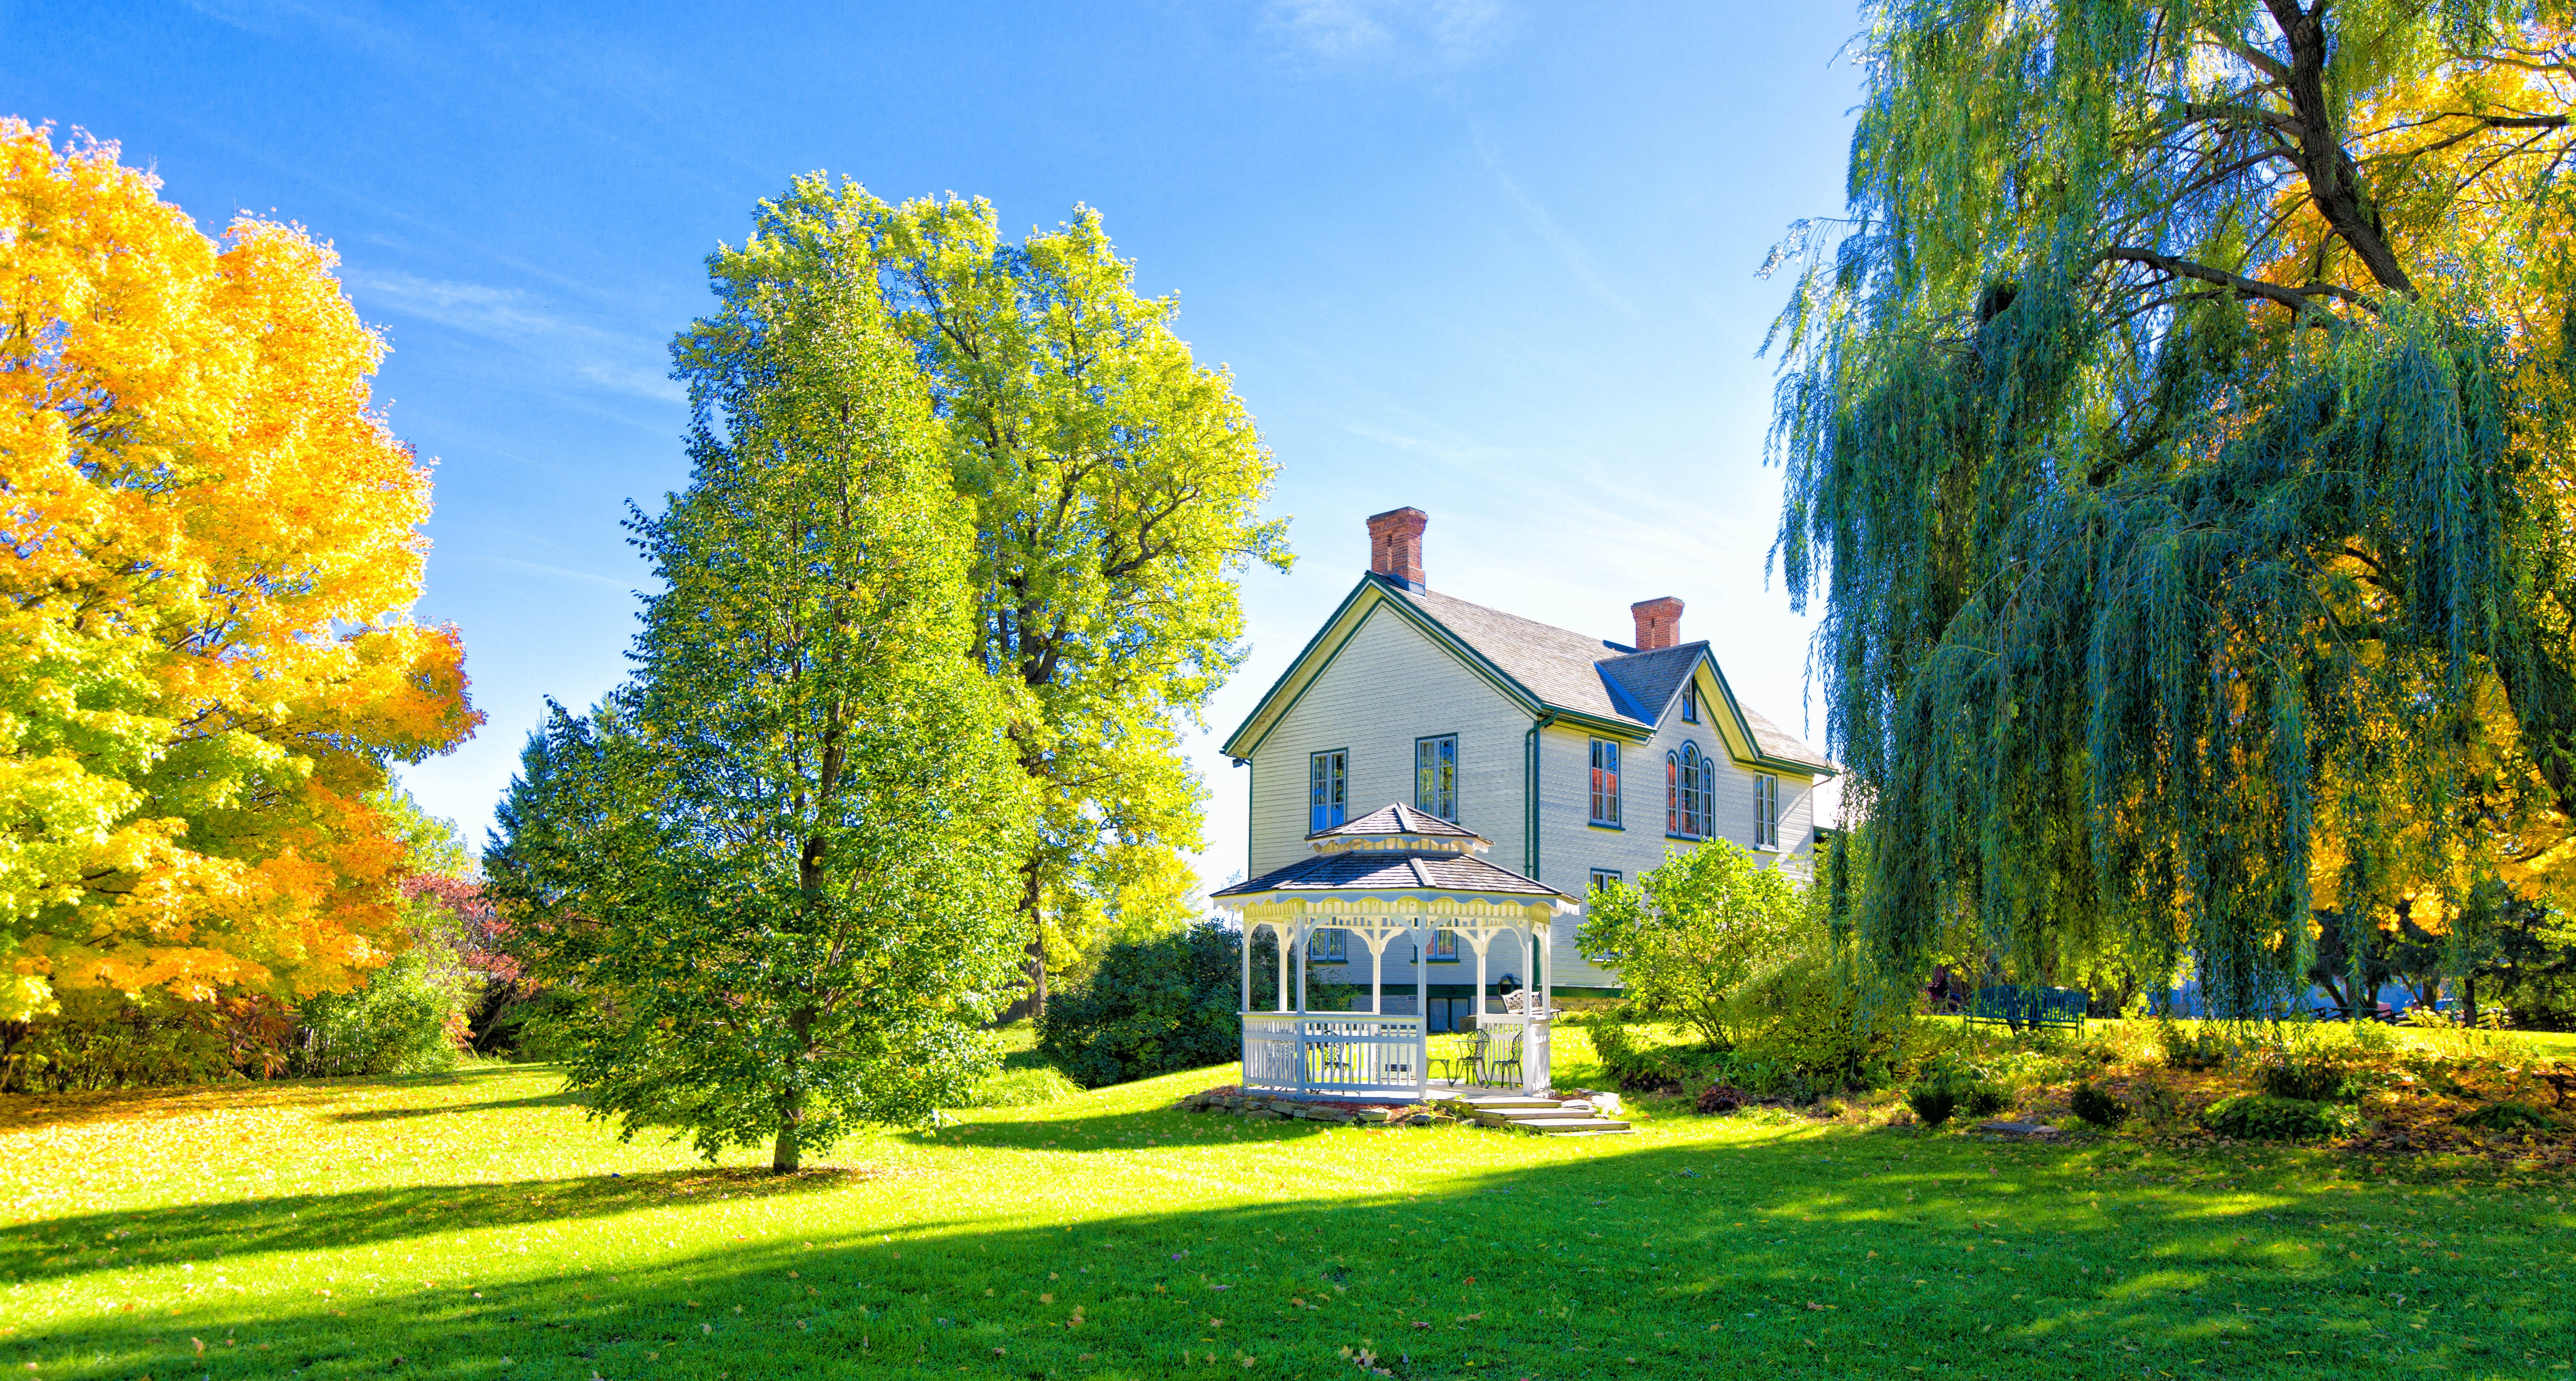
1, 119, 479, 1020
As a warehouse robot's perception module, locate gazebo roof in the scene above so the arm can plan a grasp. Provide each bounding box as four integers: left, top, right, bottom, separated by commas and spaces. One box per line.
1210, 848, 1566, 900
1306, 803, 1487, 855
1313, 802, 1479, 841
1212, 803, 1577, 912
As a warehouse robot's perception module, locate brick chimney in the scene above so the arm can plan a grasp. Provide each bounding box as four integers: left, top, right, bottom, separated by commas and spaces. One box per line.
1631, 597, 1684, 651
1367, 507, 1428, 591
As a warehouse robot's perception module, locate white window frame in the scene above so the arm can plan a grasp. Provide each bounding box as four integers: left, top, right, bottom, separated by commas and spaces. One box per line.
1309, 929, 1349, 964
1754, 773, 1781, 850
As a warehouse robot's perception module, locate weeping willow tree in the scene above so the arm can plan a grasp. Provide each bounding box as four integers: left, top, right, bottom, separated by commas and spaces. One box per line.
1770, 0, 2576, 1016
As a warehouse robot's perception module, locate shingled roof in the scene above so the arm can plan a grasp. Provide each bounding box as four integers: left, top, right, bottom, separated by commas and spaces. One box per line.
1209, 848, 1568, 901
1389, 584, 1835, 773
1213, 805, 1573, 904
1311, 802, 1482, 842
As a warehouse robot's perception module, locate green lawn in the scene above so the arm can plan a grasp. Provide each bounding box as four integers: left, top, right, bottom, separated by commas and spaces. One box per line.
4, 1063, 2573, 1379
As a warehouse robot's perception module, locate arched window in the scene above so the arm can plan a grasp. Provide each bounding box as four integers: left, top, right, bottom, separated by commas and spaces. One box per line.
1681, 743, 1704, 837
1665, 750, 1681, 834
1690, 744, 1716, 837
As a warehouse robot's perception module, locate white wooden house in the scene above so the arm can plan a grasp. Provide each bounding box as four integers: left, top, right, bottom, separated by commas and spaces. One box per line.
1211, 507, 1835, 1093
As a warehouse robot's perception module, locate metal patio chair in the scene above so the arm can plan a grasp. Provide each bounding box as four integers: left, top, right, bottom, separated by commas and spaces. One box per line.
1481, 1031, 1524, 1088
1427, 1029, 1488, 1085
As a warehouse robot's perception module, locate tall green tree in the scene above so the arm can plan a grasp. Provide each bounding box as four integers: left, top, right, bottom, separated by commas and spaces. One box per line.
1768, 1, 2576, 1016
873, 198, 1292, 1014
484, 180, 1032, 1171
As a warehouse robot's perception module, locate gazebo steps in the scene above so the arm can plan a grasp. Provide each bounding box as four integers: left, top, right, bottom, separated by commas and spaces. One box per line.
1436, 1092, 1632, 1135
1504, 1116, 1632, 1135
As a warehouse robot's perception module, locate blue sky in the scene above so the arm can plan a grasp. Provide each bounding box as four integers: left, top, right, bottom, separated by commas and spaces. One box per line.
7, 0, 1864, 891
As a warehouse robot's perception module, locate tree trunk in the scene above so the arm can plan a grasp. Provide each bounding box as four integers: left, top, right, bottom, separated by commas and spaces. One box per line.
2463, 974, 2479, 1030
773, 1123, 801, 1173
1020, 858, 1048, 1021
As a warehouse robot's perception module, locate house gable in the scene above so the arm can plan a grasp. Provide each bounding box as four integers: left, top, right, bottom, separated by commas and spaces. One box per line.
1238, 589, 1536, 880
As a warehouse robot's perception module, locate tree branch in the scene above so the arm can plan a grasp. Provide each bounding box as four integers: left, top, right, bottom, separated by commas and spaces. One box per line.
2100, 246, 2370, 323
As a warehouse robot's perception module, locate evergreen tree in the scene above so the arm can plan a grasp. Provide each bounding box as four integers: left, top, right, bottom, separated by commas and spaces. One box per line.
485, 180, 1031, 1170
1769, 2, 2576, 1015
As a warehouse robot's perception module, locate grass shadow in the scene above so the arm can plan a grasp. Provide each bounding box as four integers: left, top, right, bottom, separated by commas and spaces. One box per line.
16, 1122, 2560, 1379
6, 1069, 2567, 1379
328, 1087, 589, 1122
0, 1164, 889, 1287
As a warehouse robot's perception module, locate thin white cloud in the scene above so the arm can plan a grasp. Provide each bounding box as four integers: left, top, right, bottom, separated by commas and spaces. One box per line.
461, 553, 635, 591
343, 268, 682, 402
1261, 0, 1511, 63
1475, 138, 1639, 319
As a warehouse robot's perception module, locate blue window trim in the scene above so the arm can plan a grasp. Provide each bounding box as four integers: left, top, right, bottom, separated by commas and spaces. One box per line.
1308, 747, 1349, 834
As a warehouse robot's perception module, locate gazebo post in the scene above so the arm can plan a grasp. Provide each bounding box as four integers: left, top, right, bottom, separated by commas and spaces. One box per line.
1293, 918, 1309, 1096
1471, 934, 1488, 1028
1369, 925, 1383, 1015
1240, 917, 1253, 1016
1294, 919, 1307, 1015
1274, 921, 1288, 1013
1531, 918, 1551, 1091
1414, 910, 1428, 1097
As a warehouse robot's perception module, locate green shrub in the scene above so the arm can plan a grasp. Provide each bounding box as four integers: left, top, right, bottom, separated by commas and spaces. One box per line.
2, 990, 293, 1092
2455, 1100, 2557, 1132
1732, 951, 1913, 1091
2157, 1021, 2234, 1071
2199, 1094, 2360, 1140
2070, 1081, 2130, 1127
961, 1066, 1081, 1108
1038, 921, 1241, 1088
1575, 840, 1808, 1049
1908, 1082, 1961, 1126
2257, 1047, 2364, 1103
1582, 1015, 1733, 1092
1907, 1055, 2008, 1127
292, 946, 474, 1078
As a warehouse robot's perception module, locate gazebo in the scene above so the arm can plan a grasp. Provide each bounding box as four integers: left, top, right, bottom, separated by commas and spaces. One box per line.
1210, 804, 1579, 1098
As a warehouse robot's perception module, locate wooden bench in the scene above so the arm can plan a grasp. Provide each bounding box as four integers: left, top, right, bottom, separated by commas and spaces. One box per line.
1964, 986, 2089, 1031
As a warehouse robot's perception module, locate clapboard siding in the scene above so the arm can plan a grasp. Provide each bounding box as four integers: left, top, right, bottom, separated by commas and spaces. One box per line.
1244, 599, 1539, 994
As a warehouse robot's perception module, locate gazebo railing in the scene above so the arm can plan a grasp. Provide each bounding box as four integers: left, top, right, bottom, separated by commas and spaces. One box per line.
1241, 1013, 1424, 1096
1466, 1011, 1553, 1091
